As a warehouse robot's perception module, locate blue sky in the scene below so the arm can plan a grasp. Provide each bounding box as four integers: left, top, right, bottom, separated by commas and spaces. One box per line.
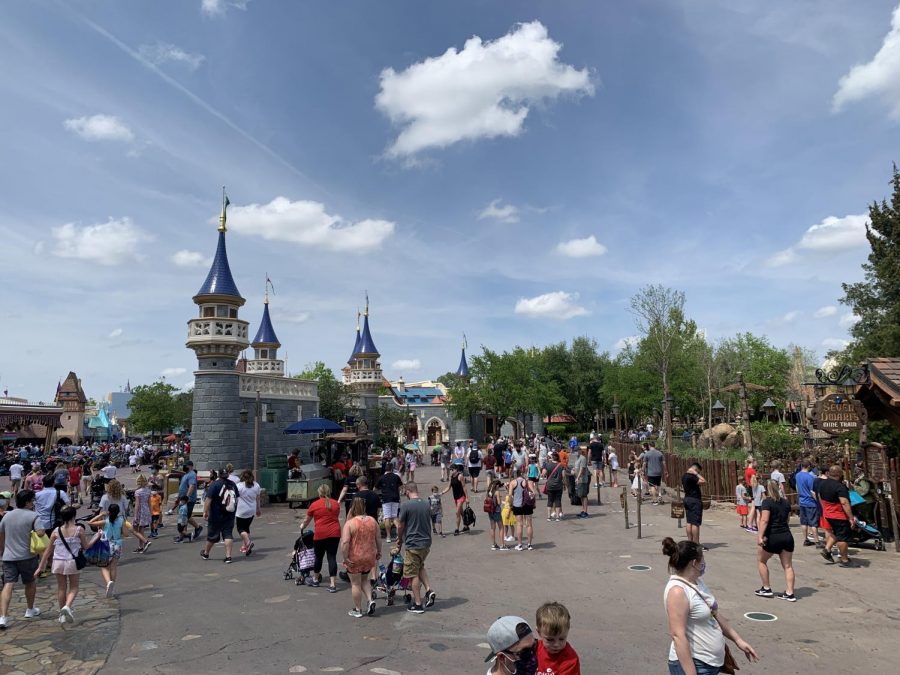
2, 0, 899, 402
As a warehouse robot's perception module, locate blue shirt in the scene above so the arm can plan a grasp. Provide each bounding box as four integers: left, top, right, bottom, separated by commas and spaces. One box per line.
179, 470, 197, 499
103, 517, 124, 544
795, 470, 817, 508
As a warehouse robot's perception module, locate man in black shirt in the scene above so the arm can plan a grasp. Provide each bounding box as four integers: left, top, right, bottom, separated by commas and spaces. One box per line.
375, 468, 404, 544
681, 462, 706, 546
588, 435, 606, 487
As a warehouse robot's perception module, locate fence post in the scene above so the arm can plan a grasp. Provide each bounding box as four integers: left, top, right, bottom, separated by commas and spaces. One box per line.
636, 488, 642, 539
596, 481, 602, 506
622, 486, 630, 530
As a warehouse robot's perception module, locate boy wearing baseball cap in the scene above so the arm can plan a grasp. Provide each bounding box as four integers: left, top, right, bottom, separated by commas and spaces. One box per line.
485, 615, 536, 675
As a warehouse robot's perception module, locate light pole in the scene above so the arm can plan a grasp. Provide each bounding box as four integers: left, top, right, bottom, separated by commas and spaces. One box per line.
240, 389, 275, 477
612, 402, 621, 438
663, 392, 674, 453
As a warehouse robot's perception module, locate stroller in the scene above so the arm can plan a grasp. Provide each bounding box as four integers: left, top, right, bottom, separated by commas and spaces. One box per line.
89, 475, 107, 510
284, 530, 316, 585
373, 549, 412, 606
849, 490, 886, 551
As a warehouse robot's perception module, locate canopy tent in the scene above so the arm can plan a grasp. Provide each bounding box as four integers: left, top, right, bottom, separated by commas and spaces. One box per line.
283, 417, 344, 434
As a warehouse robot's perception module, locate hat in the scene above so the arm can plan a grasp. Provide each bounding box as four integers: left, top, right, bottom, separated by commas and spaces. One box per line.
484, 616, 532, 662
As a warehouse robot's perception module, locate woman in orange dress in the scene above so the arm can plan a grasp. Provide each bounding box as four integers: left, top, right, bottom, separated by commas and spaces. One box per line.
339, 496, 382, 618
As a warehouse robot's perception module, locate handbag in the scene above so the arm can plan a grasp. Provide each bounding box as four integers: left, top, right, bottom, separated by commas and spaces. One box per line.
84, 536, 112, 568
30, 530, 50, 556
57, 526, 87, 571
541, 463, 562, 495
672, 576, 740, 673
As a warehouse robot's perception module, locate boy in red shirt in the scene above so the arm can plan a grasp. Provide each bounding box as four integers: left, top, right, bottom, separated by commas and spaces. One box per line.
535, 601, 580, 675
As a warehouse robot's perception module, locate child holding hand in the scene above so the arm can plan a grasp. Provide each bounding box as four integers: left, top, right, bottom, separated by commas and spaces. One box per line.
535, 601, 581, 675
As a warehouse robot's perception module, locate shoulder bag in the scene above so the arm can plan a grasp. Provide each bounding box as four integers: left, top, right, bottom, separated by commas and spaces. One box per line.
671, 576, 740, 674
57, 526, 87, 570
541, 463, 562, 495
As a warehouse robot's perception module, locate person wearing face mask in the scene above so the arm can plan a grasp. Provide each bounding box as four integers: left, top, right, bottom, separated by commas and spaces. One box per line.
485, 615, 537, 675
662, 537, 758, 675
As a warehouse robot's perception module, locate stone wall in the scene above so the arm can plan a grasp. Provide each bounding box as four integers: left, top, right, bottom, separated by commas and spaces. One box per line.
190, 369, 244, 470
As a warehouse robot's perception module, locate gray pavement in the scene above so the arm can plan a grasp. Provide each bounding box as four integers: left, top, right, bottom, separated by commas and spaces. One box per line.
2, 465, 899, 674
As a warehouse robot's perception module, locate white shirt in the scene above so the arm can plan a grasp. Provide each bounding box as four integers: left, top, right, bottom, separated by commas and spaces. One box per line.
467, 450, 483, 468
664, 577, 724, 667
102, 465, 117, 480
9, 463, 24, 480
236, 481, 261, 519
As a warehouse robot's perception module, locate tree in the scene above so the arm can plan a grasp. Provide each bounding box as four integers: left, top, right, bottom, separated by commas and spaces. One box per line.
128, 381, 178, 437
294, 361, 352, 422
173, 390, 193, 431
841, 165, 900, 360
717, 333, 791, 409
373, 404, 412, 449
629, 285, 689, 404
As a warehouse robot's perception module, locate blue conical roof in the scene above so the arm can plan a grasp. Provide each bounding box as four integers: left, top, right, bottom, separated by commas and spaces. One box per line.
348, 328, 361, 364
252, 301, 280, 347
357, 313, 379, 355
195, 231, 241, 299
455, 348, 469, 377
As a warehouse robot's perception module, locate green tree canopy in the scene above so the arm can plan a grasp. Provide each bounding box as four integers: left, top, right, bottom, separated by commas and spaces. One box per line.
294, 361, 351, 422
128, 381, 178, 436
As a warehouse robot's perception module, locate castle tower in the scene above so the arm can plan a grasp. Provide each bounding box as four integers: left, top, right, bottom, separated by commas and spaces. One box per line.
55, 371, 87, 444
342, 297, 382, 393
247, 282, 284, 376
450, 336, 472, 440
186, 191, 250, 469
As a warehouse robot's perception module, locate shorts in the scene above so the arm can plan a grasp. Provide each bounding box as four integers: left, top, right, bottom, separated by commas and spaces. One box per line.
575, 481, 589, 498
10, 479, 21, 490
762, 532, 795, 554
402, 547, 429, 579
382, 502, 400, 519
206, 517, 235, 542
799, 506, 819, 526
827, 518, 852, 542
591, 461, 604, 470
236, 516, 254, 534
468, 467, 481, 478
511, 505, 534, 517
108, 542, 122, 560
455, 496, 466, 507
546, 490, 562, 508
440, 462, 448, 469
684, 497, 703, 526
431, 513, 442, 524
647, 475, 662, 487
2, 557, 39, 585
489, 511, 501, 523
408, 463, 417, 472
52, 558, 80, 575
736, 505, 749, 516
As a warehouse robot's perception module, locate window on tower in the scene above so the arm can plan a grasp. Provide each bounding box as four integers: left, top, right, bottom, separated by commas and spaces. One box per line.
216, 305, 229, 318
202, 306, 215, 318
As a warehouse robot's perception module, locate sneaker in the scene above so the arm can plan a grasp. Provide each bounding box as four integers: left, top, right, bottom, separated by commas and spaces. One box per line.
821, 550, 835, 564
462, 526, 470, 532
165, 509, 174, 516
24, 607, 41, 618
367, 600, 377, 616
328, 586, 337, 593
407, 604, 425, 614
440, 533, 445, 538
61, 606, 74, 623
348, 608, 363, 618
754, 587, 774, 598
491, 544, 499, 550
527, 544, 533, 551
514, 544, 524, 551
240, 545, 247, 554
200, 551, 210, 561
385, 537, 392, 544
555, 516, 562, 522
579, 512, 589, 519
838, 560, 855, 568
141, 541, 152, 554
454, 530, 460, 536
505, 535, 514, 542
547, 517, 553, 522
309, 579, 320, 588
173, 537, 184, 543
224, 557, 233, 564
776, 592, 797, 602
803, 539, 815, 547
105, 581, 115, 598
194, 526, 203, 540
245, 542, 254, 556
0, 616, 7, 630
58, 614, 67, 625
499, 545, 510, 551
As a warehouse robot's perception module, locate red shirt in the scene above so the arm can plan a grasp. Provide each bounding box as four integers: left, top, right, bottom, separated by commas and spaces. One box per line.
744, 467, 756, 485
307, 497, 341, 540
536, 641, 581, 675
68, 466, 82, 485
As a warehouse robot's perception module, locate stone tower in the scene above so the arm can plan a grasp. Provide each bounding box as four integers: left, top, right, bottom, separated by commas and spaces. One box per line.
55, 371, 87, 444
342, 298, 382, 432
186, 194, 250, 469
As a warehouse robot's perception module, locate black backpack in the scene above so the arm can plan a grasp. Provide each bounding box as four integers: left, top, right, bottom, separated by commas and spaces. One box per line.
463, 504, 476, 527
52, 488, 66, 528
468, 448, 480, 464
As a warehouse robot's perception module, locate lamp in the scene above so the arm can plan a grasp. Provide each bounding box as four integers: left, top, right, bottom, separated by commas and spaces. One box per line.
266, 408, 276, 424
239, 407, 249, 424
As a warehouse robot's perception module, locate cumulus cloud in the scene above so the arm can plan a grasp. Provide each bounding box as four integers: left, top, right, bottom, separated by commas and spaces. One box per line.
63, 114, 134, 142
814, 305, 837, 318
376, 21, 593, 158
556, 235, 607, 258
171, 250, 212, 268
839, 312, 861, 329
782, 311, 799, 323
279, 311, 311, 324
478, 199, 520, 223
108, 328, 123, 339
614, 336, 639, 351
833, 5, 900, 116
765, 214, 868, 267
138, 42, 205, 70
201, 0, 250, 16
822, 337, 851, 350
514, 291, 589, 320
161, 367, 187, 378
228, 197, 395, 253
51, 217, 152, 265
391, 359, 422, 371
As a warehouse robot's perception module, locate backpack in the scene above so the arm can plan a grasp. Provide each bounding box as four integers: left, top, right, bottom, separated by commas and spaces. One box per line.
52, 488, 66, 528
220, 481, 238, 513
463, 504, 476, 527
788, 471, 797, 490
483, 494, 495, 514
469, 448, 480, 464
521, 480, 536, 508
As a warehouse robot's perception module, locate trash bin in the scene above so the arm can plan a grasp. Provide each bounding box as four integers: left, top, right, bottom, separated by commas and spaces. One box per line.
259, 467, 287, 501
266, 454, 288, 469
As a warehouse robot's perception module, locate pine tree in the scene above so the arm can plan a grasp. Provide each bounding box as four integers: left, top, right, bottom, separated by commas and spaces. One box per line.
841, 165, 900, 360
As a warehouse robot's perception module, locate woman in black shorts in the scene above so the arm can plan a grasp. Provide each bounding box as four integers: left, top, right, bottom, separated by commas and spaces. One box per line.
755, 479, 796, 602
541, 452, 565, 521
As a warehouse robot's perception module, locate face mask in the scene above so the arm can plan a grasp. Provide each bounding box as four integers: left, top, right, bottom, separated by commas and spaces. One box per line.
509, 646, 535, 674
697, 560, 707, 576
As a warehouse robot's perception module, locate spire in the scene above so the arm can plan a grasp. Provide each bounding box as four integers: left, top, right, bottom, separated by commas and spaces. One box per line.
347, 309, 362, 363
125, 379, 131, 393
217, 186, 230, 233
251, 282, 281, 347
456, 334, 470, 377
195, 190, 241, 301
357, 294, 379, 355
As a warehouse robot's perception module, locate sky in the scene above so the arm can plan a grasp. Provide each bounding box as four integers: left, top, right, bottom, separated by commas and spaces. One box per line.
2, 0, 899, 402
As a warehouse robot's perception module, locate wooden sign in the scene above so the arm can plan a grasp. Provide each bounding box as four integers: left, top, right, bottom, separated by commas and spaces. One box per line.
812, 394, 867, 435
865, 444, 888, 483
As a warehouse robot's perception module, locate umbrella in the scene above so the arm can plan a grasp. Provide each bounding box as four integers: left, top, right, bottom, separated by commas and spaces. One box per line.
163, 434, 178, 442
283, 417, 344, 434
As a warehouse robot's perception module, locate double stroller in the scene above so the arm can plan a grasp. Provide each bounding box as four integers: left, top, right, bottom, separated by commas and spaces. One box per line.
283, 530, 316, 585
373, 549, 412, 606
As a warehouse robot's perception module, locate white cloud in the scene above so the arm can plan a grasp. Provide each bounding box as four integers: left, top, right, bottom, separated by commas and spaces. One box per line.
556, 235, 607, 258
228, 197, 395, 253
201, 0, 249, 16
478, 199, 520, 223
833, 5, 900, 116
138, 42, 205, 71
51, 217, 152, 265
161, 367, 187, 378
171, 250, 212, 268
765, 214, 868, 267
822, 337, 851, 350
839, 312, 861, 329
514, 291, 589, 320
391, 359, 422, 371
63, 114, 134, 142
614, 336, 639, 351
781, 311, 799, 323
376, 21, 594, 158
108, 328, 123, 339
279, 311, 311, 324
814, 305, 837, 318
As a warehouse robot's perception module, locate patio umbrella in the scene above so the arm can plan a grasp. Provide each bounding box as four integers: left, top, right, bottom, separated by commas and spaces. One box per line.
283, 417, 344, 434
163, 434, 178, 442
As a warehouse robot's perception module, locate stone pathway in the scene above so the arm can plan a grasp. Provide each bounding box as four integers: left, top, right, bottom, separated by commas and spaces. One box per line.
0, 577, 119, 675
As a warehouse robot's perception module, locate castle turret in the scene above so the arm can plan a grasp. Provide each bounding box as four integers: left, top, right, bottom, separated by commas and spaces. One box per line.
455, 336, 470, 378
247, 282, 284, 376
342, 296, 382, 393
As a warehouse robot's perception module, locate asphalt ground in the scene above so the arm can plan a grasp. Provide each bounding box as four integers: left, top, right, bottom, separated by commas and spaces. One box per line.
3, 464, 900, 674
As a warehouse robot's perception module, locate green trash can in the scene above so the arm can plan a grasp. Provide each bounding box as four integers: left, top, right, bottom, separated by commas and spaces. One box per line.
259, 467, 287, 501
265, 454, 288, 469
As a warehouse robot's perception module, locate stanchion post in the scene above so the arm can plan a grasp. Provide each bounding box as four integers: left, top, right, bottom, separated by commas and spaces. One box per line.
676, 482, 683, 529
636, 489, 643, 539
622, 487, 630, 530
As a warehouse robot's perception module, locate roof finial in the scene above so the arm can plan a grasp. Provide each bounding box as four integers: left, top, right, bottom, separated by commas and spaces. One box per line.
264, 274, 274, 304
218, 186, 230, 233
462, 332, 467, 351
364, 291, 369, 317
356, 307, 361, 331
